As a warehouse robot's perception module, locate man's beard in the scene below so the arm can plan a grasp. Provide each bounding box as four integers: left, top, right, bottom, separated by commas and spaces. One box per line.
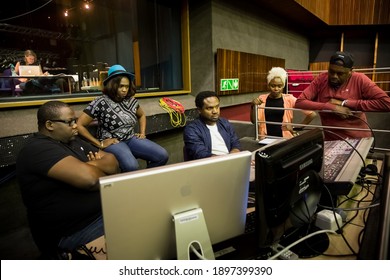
329, 80, 340, 89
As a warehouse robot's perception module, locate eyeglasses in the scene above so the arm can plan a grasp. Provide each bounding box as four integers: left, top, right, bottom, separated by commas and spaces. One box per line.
49, 118, 78, 127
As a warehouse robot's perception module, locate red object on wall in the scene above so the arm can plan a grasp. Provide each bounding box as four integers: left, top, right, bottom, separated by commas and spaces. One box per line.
220, 103, 251, 122
287, 69, 314, 98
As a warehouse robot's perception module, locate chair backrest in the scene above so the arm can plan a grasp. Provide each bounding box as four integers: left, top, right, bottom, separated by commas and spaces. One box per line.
1, 69, 12, 88
183, 145, 191, 161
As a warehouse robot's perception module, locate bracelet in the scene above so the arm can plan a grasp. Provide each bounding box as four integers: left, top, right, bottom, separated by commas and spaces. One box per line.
341, 100, 347, 107
100, 141, 104, 149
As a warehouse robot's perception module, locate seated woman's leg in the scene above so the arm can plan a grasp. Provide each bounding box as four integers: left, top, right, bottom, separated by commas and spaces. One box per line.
55, 77, 68, 92
127, 137, 169, 168
104, 141, 139, 172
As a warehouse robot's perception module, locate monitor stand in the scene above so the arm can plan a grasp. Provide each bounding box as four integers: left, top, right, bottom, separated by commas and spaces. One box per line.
279, 224, 330, 258
173, 208, 215, 260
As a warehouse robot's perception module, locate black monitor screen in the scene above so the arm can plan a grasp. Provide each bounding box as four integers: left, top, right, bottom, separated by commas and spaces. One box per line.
254, 129, 324, 250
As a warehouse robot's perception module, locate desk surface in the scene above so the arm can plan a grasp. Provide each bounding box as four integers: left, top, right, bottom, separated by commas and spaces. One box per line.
85, 159, 382, 260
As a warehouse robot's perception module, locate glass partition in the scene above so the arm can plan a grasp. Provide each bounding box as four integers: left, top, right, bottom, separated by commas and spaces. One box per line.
0, 0, 190, 108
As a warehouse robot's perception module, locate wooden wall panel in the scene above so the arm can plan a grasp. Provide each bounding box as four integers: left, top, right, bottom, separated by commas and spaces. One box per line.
331, 0, 376, 25
216, 49, 285, 95
295, 0, 331, 23
373, 72, 390, 93
296, 0, 390, 25
309, 62, 329, 72
374, 0, 390, 24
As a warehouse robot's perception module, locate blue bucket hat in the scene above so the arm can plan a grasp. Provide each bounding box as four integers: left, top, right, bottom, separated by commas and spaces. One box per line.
103, 64, 135, 86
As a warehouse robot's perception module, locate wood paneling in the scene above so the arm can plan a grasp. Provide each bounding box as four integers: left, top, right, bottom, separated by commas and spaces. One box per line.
373, 72, 390, 93
330, 0, 376, 25
309, 62, 330, 72
216, 49, 285, 95
296, 0, 390, 25
295, 0, 331, 23
374, 0, 390, 24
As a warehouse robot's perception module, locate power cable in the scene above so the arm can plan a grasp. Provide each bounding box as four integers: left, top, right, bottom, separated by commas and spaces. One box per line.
159, 97, 186, 128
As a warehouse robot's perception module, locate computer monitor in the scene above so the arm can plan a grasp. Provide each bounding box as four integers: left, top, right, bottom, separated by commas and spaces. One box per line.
254, 128, 325, 257
99, 151, 252, 260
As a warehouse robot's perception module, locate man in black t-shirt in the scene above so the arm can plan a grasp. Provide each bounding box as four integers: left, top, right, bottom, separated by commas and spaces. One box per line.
16, 101, 119, 258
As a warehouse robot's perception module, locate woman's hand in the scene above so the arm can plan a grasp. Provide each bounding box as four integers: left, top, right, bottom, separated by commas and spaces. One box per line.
286, 124, 297, 136
101, 138, 120, 148
252, 97, 263, 106
135, 133, 146, 139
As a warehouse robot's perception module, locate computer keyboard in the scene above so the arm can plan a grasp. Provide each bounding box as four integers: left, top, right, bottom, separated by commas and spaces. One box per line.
322, 138, 360, 181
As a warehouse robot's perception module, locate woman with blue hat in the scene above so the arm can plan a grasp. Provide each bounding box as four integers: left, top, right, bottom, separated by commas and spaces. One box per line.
77, 64, 169, 172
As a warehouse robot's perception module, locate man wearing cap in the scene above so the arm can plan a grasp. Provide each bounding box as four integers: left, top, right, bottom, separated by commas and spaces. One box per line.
77, 64, 169, 172
295, 51, 390, 140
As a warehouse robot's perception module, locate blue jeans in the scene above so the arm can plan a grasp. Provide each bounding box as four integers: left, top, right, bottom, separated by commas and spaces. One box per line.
104, 137, 169, 172
58, 215, 104, 251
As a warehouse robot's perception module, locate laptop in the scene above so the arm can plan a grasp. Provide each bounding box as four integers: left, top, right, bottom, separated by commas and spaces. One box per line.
19, 65, 41, 76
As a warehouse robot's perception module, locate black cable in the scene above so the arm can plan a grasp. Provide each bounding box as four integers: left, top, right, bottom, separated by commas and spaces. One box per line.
77, 245, 96, 260
321, 183, 358, 256
324, 129, 367, 169
349, 113, 376, 152
319, 109, 376, 152
88, 246, 107, 255
0, 0, 53, 22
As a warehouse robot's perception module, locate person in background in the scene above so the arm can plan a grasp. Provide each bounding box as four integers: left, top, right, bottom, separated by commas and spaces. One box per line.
16, 100, 119, 258
250, 67, 316, 139
14, 49, 66, 93
77, 64, 169, 172
183, 90, 241, 160
14, 50, 42, 75
295, 51, 390, 140
14, 49, 44, 90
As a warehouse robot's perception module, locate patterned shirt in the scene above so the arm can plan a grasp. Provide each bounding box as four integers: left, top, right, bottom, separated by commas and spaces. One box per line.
84, 95, 139, 141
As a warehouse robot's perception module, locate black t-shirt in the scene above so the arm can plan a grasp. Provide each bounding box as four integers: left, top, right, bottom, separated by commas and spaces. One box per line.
16, 133, 102, 250
265, 96, 284, 137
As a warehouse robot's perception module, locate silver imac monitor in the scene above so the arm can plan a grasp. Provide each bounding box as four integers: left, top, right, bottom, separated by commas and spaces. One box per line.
99, 151, 251, 260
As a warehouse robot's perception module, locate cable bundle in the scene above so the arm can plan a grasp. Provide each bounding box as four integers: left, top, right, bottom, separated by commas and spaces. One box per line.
159, 97, 186, 127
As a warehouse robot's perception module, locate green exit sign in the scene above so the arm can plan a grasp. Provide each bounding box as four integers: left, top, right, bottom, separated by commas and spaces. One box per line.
220, 78, 239, 91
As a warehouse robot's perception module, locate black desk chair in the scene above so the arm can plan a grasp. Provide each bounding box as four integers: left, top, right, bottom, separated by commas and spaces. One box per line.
0, 68, 22, 97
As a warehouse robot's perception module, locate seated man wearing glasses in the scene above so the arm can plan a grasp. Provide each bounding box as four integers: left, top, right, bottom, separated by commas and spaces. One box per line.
16, 100, 120, 259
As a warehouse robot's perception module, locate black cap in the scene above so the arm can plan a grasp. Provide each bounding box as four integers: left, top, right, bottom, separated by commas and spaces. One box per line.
329, 51, 354, 68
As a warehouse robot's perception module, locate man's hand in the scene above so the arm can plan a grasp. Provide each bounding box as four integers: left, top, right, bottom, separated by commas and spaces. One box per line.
328, 99, 353, 118
333, 105, 352, 119
328, 98, 343, 106
87, 151, 102, 161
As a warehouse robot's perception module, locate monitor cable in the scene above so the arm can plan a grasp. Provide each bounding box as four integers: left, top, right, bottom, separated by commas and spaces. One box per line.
190, 244, 208, 260
323, 129, 367, 169
268, 229, 337, 260
320, 183, 358, 256
318, 109, 376, 152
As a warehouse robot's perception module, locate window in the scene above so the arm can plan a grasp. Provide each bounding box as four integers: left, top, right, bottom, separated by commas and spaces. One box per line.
0, 0, 190, 108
